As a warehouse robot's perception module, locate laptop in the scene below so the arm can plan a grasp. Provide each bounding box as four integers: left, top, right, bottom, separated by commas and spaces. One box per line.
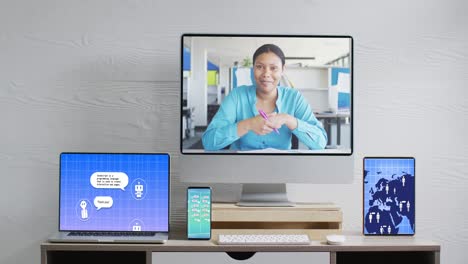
48, 153, 169, 243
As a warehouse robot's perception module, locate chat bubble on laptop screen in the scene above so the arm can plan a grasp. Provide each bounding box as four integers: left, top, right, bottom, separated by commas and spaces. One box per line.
59, 153, 169, 232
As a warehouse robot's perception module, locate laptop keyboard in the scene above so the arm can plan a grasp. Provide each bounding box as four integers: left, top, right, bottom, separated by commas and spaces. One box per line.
68, 231, 157, 237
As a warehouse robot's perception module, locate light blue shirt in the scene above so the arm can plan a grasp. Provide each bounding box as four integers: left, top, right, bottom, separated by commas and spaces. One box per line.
202, 85, 327, 151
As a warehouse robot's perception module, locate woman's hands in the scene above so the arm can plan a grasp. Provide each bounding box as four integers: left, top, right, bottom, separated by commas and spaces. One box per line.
249, 115, 275, 135
237, 115, 273, 136
267, 113, 298, 131
237, 113, 298, 137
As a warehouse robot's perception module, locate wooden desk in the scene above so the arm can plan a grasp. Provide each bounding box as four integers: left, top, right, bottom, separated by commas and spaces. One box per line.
41, 233, 440, 264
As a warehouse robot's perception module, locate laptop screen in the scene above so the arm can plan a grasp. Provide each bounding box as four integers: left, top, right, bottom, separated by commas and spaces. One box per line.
59, 153, 169, 232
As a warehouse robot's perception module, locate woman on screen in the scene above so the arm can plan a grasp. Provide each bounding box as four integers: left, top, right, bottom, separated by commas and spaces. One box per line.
202, 44, 327, 151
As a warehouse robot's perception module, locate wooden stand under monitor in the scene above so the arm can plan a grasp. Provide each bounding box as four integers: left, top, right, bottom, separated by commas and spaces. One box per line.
211, 202, 342, 240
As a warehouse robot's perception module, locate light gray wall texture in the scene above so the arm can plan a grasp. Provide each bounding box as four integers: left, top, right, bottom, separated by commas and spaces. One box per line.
1, 0, 467, 263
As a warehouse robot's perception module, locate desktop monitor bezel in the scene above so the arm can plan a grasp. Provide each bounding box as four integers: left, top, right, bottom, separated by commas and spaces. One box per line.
180, 33, 353, 156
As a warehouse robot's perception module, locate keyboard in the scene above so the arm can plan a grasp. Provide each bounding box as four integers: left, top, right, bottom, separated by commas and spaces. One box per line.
68, 231, 156, 237
218, 234, 310, 245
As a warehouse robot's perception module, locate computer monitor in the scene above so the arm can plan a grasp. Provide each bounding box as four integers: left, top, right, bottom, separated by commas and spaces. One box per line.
180, 34, 354, 206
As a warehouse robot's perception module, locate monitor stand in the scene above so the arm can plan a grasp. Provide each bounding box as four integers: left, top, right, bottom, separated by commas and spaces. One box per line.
236, 183, 295, 207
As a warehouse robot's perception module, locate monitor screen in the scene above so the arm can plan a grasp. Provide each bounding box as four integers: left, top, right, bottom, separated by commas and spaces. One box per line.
181, 34, 352, 155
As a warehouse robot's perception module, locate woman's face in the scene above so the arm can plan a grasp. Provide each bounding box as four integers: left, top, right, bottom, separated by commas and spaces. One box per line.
253, 52, 284, 94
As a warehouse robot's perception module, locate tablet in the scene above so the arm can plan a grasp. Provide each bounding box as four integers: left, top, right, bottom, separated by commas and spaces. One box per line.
363, 157, 415, 235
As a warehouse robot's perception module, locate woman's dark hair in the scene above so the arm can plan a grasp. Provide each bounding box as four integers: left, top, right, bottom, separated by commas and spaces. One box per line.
252, 44, 285, 66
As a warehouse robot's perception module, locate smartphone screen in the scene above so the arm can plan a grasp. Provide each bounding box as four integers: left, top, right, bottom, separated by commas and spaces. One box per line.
187, 187, 211, 239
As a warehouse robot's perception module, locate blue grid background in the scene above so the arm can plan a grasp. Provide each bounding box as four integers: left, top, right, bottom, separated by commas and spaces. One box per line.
59, 153, 169, 232
364, 158, 415, 235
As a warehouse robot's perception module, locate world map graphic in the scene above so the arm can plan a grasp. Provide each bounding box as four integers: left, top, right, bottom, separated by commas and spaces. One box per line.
364, 158, 415, 235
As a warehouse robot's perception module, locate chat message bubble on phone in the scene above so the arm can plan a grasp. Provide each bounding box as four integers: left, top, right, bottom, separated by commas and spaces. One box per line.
90, 172, 128, 191
94, 196, 114, 210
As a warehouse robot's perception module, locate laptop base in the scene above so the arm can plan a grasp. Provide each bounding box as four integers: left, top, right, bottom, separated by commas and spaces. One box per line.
48, 232, 168, 244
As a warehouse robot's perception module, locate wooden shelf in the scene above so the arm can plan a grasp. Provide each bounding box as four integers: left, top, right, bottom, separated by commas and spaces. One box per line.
296, 87, 329, 91
212, 202, 342, 236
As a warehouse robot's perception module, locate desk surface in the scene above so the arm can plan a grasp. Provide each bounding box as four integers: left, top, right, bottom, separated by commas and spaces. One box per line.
183, 148, 351, 154
41, 232, 440, 252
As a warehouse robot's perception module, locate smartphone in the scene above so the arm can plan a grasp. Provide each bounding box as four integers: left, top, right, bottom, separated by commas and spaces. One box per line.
187, 187, 212, 240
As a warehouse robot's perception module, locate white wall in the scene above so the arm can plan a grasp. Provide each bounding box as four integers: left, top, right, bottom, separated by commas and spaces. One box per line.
1, 0, 467, 263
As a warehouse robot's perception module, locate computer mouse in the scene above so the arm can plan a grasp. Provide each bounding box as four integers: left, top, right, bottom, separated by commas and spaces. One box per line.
326, 234, 346, 245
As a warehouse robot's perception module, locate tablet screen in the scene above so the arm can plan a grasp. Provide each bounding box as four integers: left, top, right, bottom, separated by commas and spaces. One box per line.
363, 157, 415, 235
